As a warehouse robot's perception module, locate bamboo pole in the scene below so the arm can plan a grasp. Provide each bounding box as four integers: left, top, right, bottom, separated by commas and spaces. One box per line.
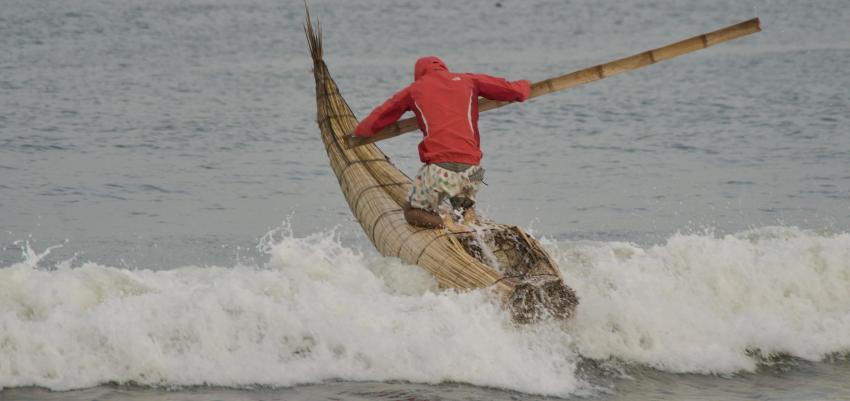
347, 18, 761, 148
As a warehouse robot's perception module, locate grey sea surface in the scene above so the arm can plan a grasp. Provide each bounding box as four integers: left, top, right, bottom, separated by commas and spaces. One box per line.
4, 360, 850, 401
1, 0, 849, 400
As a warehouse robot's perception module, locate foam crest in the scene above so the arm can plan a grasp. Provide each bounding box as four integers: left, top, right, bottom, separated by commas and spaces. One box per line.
552, 226, 850, 373
0, 231, 579, 395
3, 226, 847, 394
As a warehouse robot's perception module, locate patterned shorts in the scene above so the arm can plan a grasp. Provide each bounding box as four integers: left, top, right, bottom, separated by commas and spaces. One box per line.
408, 163, 483, 213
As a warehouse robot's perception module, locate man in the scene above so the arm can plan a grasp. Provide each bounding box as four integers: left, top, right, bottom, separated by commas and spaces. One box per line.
353, 56, 531, 232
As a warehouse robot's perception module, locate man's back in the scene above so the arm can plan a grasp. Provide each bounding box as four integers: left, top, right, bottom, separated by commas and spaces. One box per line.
410, 67, 482, 165
354, 56, 530, 165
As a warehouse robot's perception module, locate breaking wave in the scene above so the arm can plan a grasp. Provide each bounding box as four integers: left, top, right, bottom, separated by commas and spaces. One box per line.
1, 226, 848, 396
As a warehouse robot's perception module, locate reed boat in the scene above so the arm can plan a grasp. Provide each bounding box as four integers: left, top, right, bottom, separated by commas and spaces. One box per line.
304, 16, 578, 323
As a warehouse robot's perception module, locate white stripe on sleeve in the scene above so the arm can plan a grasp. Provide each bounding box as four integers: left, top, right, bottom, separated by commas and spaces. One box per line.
413, 101, 429, 135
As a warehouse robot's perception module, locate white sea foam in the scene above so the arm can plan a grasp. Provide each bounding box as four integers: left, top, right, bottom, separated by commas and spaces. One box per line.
1, 226, 848, 395
555, 226, 850, 373
0, 229, 579, 395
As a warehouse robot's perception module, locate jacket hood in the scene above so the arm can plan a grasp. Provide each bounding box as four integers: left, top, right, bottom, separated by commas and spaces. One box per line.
414, 56, 448, 80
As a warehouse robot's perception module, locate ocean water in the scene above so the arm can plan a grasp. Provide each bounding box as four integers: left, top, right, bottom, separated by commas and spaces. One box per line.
1, 0, 849, 400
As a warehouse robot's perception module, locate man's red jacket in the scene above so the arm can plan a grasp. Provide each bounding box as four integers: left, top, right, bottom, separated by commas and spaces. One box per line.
353, 56, 531, 165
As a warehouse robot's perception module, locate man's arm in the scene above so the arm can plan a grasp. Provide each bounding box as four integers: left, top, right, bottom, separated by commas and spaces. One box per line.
468, 74, 531, 102
353, 87, 413, 137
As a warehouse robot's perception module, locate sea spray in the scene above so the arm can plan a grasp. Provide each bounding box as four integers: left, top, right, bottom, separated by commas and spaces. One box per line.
468, 224, 503, 273
2, 226, 848, 394
548, 226, 850, 373
0, 230, 580, 395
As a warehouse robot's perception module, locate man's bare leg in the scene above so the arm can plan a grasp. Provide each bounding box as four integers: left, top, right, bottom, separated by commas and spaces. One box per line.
441, 214, 471, 233
404, 204, 472, 233
462, 208, 478, 226
404, 206, 443, 229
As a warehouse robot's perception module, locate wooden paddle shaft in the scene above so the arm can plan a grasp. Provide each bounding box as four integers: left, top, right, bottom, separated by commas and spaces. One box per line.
347, 18, 761, 149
